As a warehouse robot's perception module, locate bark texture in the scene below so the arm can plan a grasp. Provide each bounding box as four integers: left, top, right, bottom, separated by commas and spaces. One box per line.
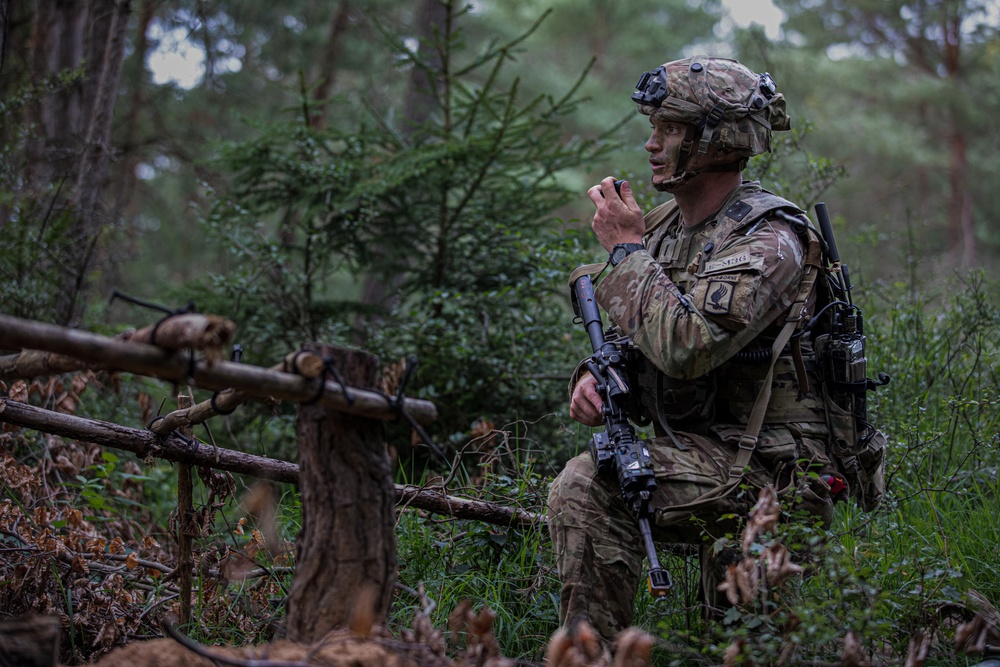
285, 345, 397, 642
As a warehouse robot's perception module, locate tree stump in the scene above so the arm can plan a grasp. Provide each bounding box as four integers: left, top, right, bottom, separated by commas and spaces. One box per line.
285, 345, 397, 642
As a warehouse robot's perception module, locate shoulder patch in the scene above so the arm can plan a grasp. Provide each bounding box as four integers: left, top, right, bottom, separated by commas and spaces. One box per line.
725, 201, 753, 222
704, 280, 735, 315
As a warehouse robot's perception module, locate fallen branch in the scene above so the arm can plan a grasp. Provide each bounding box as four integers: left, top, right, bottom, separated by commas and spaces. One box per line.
148, 351, 326, 436
0, 314, 436, 425
147, 387, 251, 435
0, 399, 544, 529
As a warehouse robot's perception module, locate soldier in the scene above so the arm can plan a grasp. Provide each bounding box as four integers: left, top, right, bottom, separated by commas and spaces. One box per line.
548, 56, 841, 641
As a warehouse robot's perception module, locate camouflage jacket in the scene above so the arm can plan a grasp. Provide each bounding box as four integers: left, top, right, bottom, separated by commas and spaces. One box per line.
591, 181, 825, 430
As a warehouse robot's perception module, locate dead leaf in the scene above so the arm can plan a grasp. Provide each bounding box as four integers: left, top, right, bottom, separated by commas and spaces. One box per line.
470, 418, 495, 440
57, 392, 78, 414
904, 631, 930, 667
545, 627, 573, 667
448, 599, 473, 642
613, 627, 653, 667
955, 614, 989, 654
9, 380, 28, 402
71, 554, 89, 574
71, 372, 91, 396
468, 606, 496, 638
723, 639, 746, 667
762, 543, 804, 587
574, 619, 602, 661
743, 486, 781, 553
348, 584, 378, 637
718, 558, 759, 606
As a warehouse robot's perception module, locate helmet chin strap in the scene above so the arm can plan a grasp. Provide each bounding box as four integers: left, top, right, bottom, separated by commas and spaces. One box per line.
654, 126, 699, 191
654, 125, 744, 192
654, 170, 700, 192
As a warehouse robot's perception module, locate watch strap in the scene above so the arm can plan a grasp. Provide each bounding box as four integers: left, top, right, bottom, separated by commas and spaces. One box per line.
610, 242, 645, 266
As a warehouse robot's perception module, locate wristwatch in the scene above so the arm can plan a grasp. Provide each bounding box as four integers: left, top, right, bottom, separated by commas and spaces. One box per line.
609, 242, 644, 266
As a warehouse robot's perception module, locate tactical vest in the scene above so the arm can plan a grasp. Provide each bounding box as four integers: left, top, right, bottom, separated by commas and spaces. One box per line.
630, 185, 827, 437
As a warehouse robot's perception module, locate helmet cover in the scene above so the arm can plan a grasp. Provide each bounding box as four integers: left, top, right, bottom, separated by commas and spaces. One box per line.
632, 56, 790, 186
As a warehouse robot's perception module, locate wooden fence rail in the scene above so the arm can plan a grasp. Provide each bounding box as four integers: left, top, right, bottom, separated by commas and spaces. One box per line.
0, 398, 543, 529
0, 314, 437, 425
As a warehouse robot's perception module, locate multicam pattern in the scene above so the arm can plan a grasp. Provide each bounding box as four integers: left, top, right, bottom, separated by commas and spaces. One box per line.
596, 183, 807, 379
636, 56, 791, 158
548, 432, 834, 639
549, 182, 834, 641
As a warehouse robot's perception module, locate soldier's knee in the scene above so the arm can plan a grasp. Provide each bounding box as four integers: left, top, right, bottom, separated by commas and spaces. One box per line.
548, 453, 598, 511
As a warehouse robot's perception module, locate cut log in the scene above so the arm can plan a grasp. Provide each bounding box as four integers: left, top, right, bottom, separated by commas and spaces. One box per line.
285, 345, 397, 641
123, 313, 236, 360
282, 349, 325, 378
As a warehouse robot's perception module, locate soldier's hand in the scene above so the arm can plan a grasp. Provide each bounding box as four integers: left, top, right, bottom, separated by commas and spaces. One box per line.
570, 373, 604, 427
586, 177, 644, 252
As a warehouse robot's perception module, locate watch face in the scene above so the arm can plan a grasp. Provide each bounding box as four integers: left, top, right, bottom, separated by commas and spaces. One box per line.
611, 247, 627, 265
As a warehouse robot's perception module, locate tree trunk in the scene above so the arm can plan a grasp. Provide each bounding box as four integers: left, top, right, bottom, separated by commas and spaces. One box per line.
309, 2, 351, 130
25, 0, 88, 189
946, 120, 975, 268
940, 11, 975, 269
355, 0, 449, 334
60, 0, 132, 324
285, 344, 397, 642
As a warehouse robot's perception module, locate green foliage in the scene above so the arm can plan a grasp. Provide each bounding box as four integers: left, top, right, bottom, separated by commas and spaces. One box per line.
745, 119, 847, 209
0, 196, 77, 323
191, 1, 613, 452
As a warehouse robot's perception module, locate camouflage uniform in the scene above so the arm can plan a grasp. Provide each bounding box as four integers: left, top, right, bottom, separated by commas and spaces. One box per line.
548, 57, 837, 640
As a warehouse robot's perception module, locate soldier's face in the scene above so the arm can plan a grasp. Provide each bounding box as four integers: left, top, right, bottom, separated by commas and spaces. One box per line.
644, 116, 690, 188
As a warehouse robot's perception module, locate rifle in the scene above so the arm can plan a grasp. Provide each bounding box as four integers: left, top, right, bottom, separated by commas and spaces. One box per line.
571, 273, 671, 597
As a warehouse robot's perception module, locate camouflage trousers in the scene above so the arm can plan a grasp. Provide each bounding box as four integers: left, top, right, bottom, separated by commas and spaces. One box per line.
546, 426, 835, 641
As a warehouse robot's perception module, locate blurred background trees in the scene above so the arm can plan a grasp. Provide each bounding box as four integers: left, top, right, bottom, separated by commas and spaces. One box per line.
4, 0, 997, 310
3, 2, 1000, 664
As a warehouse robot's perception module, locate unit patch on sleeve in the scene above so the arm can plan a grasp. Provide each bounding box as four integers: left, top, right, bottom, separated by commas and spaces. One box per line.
704, 279, 736, 315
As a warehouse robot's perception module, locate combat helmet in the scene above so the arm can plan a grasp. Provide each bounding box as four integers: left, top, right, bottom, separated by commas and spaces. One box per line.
632, 55, 790, 189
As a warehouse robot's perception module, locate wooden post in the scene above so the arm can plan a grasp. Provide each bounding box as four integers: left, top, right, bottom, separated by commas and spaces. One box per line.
176, 393, 194, 626
285, 345, 396, 642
